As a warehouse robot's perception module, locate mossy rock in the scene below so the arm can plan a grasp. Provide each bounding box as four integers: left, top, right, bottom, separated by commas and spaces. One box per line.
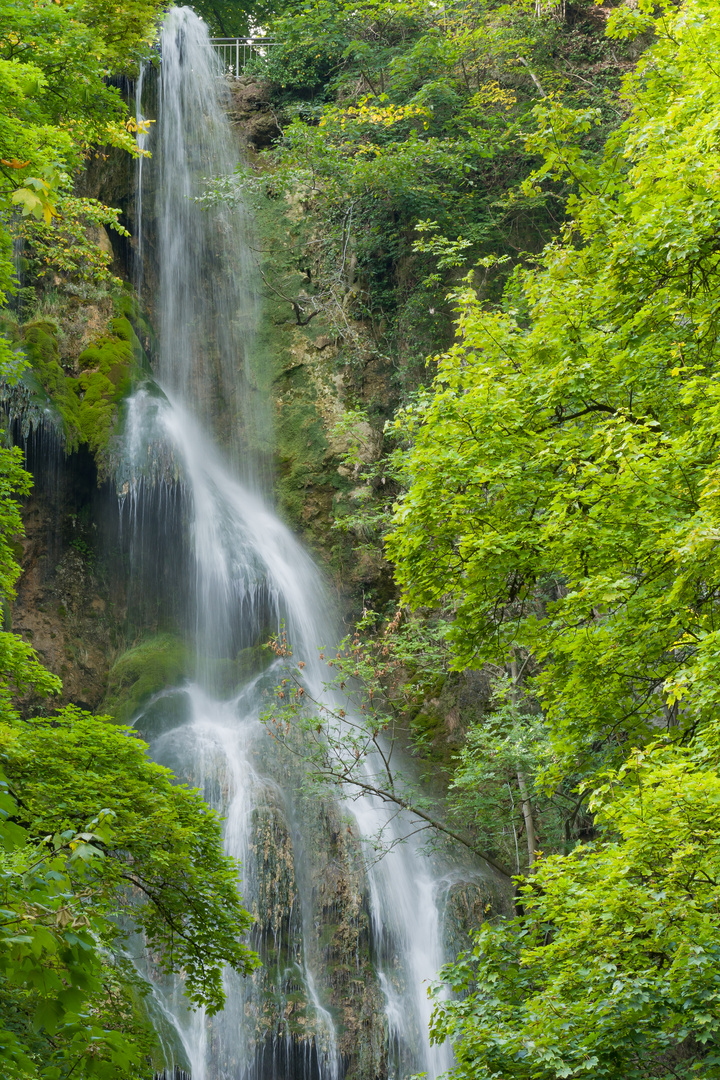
22, 320, 65, 390
21, 320, 83, 437
199, 645, 274, 696
21, 316, 142, 462
102, 633, 190, 725
114, 292, 155, 365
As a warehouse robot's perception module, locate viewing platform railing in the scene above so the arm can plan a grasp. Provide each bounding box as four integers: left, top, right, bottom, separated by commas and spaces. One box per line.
208, 38, 278, 76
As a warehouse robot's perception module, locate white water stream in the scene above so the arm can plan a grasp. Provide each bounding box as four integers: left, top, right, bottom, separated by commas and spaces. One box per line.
125, 9, 470, 1078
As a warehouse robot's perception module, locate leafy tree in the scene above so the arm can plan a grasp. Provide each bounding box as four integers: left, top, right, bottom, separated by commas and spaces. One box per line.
382, 0, 720, 1074
448, 675, 580, 874
386, 0, 720, 773
0, 425, 258, 1075
189, 0, 296, 37
0, 0, 159, 360
2, 708, 258, 1009
0, 784, 154, 1080
431, 737, 720, 1079
249, 0, 628, 399
0, 445, 259, 1076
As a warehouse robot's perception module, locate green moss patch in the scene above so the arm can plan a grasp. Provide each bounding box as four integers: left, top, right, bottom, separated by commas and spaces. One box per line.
114, 292, 155, 363
101, 633, 189, 725
21, 317, 142, 462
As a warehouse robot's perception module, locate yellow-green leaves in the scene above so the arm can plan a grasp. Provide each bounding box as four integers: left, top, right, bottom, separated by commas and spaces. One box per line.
0, 0, 160, 332
388, 0, 720, 768
319, 94, 431, 131
433, 737, 720, 1079
10, 176, 58, 224
389, 3, 720, 1070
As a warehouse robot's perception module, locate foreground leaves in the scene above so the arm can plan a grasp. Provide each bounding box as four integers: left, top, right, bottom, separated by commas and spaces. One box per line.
432, 740, 720, 1079
387, 0, 720, 770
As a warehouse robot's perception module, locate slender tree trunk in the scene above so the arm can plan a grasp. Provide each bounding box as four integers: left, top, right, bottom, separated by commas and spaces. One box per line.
516, 767, 538, 867
517, 56, 547, 98
510, 651, 538, 869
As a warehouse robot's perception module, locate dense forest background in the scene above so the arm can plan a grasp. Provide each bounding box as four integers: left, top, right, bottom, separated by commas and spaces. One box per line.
4, 0, 720, 1077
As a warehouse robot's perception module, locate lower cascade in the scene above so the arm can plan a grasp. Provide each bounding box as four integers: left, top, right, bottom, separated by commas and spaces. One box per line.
106, 8, 492, 1079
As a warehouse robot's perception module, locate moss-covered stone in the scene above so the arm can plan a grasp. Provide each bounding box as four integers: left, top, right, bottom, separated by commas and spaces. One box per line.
75, 317, 140, 455
101, 633, 189, 725
20, 316, 142, 466
200, 645, 274, 696
114, 291, 156, 363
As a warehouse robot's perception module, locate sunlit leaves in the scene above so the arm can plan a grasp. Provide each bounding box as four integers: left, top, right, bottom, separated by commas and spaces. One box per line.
0, 0, 160, 324
385, 1, 720, 1073
432, 739, 720, 1079
387, 0, 720, 769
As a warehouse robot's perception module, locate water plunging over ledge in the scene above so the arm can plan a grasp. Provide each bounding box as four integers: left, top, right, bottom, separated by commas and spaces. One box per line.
124, 9, 495, 1078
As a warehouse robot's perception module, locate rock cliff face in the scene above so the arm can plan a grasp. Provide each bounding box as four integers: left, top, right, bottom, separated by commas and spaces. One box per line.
3, 282, 157, 713
229, 77, 282, 150
11, 452, 116, 712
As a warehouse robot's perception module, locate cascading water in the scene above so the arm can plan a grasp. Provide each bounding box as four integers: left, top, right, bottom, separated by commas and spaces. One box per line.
121, 9, 497, 1078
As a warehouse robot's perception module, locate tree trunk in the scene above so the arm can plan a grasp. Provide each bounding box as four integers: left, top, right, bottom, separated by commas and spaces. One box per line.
516, 767, 538, 868
510, 651, 538, 869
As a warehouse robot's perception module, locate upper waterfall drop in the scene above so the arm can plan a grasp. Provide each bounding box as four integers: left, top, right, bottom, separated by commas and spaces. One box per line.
125, 8, 481, 1079
153, 7, 265, 475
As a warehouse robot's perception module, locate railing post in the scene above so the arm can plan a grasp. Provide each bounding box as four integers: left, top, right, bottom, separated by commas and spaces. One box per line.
207, 38, 277, 75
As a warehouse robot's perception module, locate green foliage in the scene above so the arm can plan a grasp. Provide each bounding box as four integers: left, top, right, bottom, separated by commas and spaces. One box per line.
0, 617, 257, 1077
449, 680, 572, 874
0, 702, 260, 1078
0, 0, 160, 363
15, 196, 130, 288
386, 0, 720, 771
380, 0, 720, 1074
253, 0, 629, 396
2, 709, 258, 1014
189, 0, 296, 37
102, 633, 190, 725
0, 782, 152, 1080
432, 736, 720, 1079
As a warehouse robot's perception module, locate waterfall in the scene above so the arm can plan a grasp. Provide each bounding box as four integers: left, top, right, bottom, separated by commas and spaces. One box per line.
123, 9, 486, 1078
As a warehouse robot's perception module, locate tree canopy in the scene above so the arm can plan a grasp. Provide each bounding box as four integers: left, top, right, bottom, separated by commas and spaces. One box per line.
0, 0, 159, 368
387, 0, 720, 771
380, 0, 720, 1073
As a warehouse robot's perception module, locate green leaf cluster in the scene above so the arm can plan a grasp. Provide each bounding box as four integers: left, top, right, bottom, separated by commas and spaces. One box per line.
0, 0, 161, 366
0, 559, 258, 1077
2, 708, 259, 1014
387, 0, 720, 769
432, 739, 720, 1079
384, 0, 720, 1073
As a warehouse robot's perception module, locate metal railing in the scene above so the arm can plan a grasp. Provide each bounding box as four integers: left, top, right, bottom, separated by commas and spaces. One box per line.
208, 38, 279, 77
